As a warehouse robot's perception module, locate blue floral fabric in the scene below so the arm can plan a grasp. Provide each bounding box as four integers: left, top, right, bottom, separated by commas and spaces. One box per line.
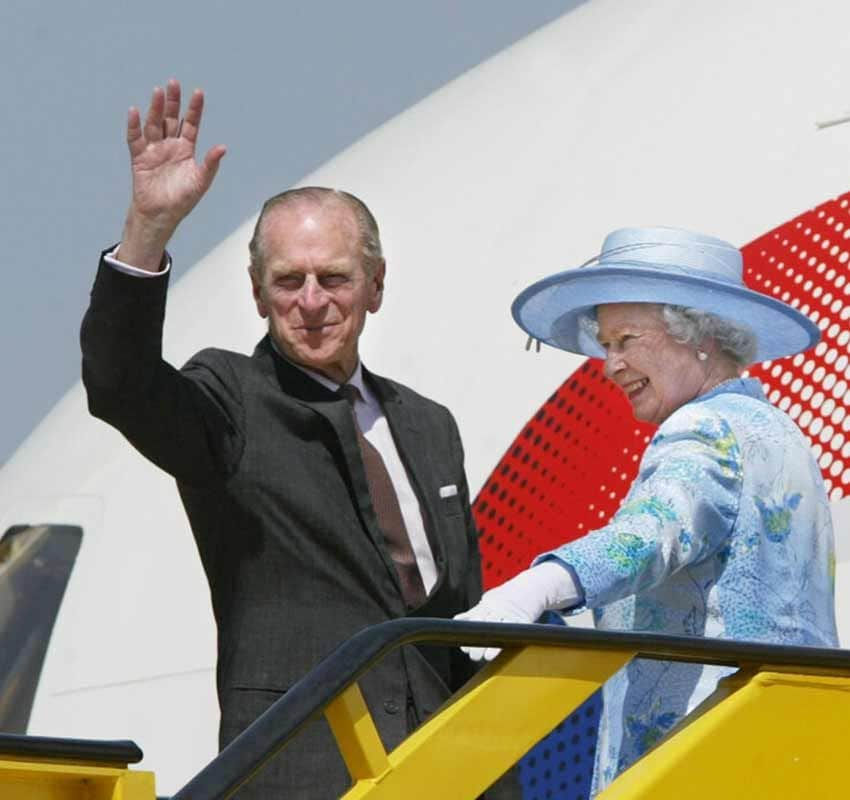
536, 378, 838, 794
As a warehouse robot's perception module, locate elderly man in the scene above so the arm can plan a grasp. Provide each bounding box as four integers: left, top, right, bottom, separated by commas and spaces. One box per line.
81, 80, 489, 798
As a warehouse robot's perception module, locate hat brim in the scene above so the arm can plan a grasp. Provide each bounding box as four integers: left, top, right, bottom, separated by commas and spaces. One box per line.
511, 262, 820, 362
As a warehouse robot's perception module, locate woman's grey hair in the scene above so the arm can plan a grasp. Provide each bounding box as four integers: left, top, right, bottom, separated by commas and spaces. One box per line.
248, 186, 383, 277
581, 304, 758, 366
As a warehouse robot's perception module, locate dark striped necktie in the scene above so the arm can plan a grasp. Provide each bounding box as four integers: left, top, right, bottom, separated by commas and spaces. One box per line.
339, 383, 426, 609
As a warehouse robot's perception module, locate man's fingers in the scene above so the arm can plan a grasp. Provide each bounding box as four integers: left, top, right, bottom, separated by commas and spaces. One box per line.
203, 144, 227, 169
180, 88, 205, 144
163, 78, 182, 137
198, 144, 227, 192
126, 107, 144, 156
142, 86, 166, 142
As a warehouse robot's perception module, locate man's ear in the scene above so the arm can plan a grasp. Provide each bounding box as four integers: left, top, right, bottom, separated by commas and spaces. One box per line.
368, 259, 386, 314
249, 265, 268, 319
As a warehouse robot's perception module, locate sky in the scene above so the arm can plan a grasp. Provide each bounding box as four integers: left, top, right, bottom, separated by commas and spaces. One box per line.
0, 0, 584, 464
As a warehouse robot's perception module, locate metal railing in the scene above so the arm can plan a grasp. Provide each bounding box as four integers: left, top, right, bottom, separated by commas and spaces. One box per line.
0, 732, 142, 764
170, 619, 850, 800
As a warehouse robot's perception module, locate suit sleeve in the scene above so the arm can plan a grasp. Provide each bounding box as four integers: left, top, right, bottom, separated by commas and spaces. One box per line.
80, 252, 245, 486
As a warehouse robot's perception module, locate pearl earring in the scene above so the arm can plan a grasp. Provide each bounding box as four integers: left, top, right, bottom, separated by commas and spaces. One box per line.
696, 350, 708, 361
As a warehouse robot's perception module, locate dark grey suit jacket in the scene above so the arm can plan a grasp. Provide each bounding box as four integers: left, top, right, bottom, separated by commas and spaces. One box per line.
80, 254, 487, 798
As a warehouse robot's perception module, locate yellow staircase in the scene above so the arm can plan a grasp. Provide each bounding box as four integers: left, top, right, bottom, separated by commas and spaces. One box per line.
5, 620, 850, 799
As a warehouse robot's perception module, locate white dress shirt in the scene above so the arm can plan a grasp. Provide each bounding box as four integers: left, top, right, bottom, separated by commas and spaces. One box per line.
105, 247, 172, 277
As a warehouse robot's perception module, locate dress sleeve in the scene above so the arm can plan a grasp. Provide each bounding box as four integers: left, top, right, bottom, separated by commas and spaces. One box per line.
534, 405, 743, 609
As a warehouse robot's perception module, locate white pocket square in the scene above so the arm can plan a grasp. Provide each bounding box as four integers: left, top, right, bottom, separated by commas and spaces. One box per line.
439, 484, 458, 498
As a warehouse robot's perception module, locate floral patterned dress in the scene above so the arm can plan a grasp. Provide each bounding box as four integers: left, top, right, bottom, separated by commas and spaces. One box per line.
536, 378, 838, 794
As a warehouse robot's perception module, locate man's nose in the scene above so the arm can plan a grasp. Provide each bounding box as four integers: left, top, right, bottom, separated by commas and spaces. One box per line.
298, 276, 328, 312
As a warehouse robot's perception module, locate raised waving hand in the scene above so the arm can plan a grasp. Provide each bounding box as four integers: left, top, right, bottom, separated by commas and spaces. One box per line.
117, 79, 226, 271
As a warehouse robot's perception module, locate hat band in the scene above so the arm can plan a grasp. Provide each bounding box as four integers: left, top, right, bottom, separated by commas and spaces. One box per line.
579, 241, 742, 285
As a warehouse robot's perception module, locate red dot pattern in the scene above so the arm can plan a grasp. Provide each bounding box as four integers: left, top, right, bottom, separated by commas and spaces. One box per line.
475, 191, 850, 588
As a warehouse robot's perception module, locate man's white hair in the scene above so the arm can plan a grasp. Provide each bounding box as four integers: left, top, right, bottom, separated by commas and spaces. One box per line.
248, 186, 383, 277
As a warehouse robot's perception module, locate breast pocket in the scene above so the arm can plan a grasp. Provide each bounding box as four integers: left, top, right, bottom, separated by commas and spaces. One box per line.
442, 495, 465, 519
438, 484, 463, 517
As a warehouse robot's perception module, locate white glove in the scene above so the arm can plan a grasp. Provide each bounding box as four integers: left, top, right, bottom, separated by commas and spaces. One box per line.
453, 561, 581, 661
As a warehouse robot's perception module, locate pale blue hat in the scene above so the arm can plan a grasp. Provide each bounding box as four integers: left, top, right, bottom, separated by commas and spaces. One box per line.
511, 226, 819, 363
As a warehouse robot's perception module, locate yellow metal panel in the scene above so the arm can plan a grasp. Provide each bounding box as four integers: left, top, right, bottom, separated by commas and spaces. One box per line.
111, 770, 156, 800
325, 683, 391, 782
340, 644, 635, 800
600, 669, 850, 799
0, 759, 155, 800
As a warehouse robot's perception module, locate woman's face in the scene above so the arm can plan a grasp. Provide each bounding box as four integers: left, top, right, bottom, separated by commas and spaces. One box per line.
596, 303, 712, 425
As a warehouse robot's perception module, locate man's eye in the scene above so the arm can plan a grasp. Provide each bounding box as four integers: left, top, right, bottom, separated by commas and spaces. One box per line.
275, 276, 302, 290
321, 274, 349, 288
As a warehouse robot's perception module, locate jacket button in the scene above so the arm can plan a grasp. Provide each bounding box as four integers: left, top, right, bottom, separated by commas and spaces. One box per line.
383, 700, 400, 715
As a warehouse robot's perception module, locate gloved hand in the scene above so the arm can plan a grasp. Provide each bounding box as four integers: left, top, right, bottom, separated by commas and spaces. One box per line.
453, 561, 580, 661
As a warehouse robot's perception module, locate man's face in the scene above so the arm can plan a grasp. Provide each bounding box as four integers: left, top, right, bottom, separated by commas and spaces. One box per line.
596, 302, 709, 426
250, 200, 384, 383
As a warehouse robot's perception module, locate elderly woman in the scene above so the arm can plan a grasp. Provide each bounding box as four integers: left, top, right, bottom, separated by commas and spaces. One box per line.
457, 226, 838, 793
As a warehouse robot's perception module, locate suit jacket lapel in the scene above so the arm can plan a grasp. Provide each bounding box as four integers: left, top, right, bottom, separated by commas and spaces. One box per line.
253, 339, 404, 597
